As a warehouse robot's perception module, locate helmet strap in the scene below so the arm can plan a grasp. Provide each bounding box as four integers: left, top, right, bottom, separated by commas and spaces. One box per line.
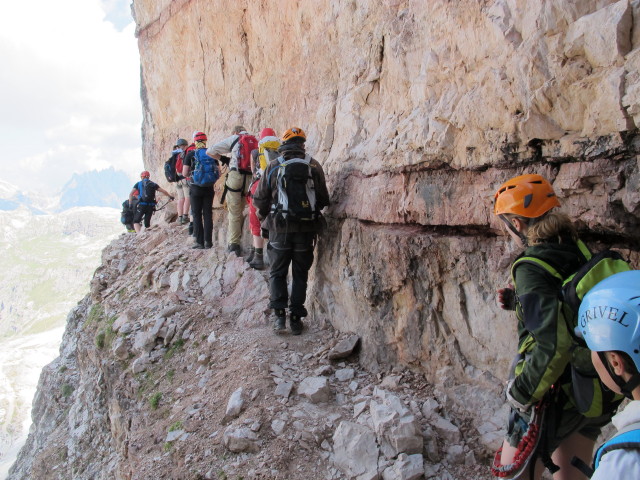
498, 215, 528, 246
598, 351, 640, 400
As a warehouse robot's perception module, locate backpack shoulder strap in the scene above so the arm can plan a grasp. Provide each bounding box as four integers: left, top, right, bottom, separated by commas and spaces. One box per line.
230, 135, 240, 151
594, 423, 640, 468
511, 255, 564, 288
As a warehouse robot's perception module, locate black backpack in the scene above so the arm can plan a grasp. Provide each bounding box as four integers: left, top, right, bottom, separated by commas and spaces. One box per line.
137, 179, 156, 204
164, 153, 179, 183
270, 155, 318, 222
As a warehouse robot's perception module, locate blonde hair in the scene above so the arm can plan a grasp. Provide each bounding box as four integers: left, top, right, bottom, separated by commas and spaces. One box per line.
526, 211, 577, 245
505, 211, 578, 245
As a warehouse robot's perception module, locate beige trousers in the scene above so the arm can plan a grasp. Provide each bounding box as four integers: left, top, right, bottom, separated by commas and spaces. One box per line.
225, 170, 251, 245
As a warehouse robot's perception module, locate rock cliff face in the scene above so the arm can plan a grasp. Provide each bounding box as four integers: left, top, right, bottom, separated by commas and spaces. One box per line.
134, 0, 640, 396
9, 1, 640, 478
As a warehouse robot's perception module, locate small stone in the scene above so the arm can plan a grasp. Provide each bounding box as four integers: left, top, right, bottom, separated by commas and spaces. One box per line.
354, 401, 368, 418
271, 419, 286, 436
380, 374, 401, 390
335, 368, 355, 382
274, 382, 293, 399
328, 335, 360, 360
446, 444, 465, 465
223, 427, 259, 453
224, 388, 244, 420
166, 429, 185, 443
382, 453, 424, 480
207, 331, 216, 344
313, 365, 333, 376
349, 381, 359, 392
298, 376, 331, 403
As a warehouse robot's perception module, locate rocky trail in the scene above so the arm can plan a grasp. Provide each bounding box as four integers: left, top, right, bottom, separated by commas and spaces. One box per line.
9, 221, 500, 479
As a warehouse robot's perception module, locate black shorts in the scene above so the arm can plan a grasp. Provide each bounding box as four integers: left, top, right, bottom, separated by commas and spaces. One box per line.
133, 204, 155, 228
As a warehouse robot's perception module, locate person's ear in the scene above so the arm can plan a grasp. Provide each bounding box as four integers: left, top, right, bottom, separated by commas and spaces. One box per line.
606, 352, 626, 376
511, 217, 524, 232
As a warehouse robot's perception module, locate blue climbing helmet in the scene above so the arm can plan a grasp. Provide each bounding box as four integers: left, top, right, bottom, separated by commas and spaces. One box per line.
579, 270, 640, 397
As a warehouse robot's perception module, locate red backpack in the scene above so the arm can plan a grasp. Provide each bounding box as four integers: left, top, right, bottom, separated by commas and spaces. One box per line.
232, 134, 258, 173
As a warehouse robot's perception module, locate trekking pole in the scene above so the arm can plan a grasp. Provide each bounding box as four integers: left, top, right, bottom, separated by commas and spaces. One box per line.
154, 197, 173, 212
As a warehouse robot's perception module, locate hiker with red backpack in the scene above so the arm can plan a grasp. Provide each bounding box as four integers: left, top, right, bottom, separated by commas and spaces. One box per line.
129, 171, 174, 233
183, 132, 219, 249
253, 127, 330, 335
206, 125, 258, 256
245, 127, 281, 270
491, 174, 623, 480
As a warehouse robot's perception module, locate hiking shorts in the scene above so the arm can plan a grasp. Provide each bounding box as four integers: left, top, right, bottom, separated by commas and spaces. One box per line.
174, 179, 188, 200
133, 204, 155, 228
506, 400, 611, 453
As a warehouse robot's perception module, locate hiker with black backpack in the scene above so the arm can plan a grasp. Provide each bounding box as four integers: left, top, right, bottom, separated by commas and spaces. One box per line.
164, 138, 190, 225
490, 174, 623, 480
253, 127, 330, 335
120, 190, 138, 233
206, 125, 258, 256
183, 132, 219, 249
577, 271, 640, 479
130, 171, 174, 233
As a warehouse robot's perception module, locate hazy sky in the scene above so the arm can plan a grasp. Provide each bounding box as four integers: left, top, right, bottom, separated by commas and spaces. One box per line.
0, 0, 143, 195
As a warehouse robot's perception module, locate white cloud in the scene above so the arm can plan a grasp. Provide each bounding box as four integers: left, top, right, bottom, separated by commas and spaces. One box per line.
0, 0, 142, 194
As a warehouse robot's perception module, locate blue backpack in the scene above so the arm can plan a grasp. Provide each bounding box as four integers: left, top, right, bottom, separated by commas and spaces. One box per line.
593, 423, 640, 469
191, 148, 219, 187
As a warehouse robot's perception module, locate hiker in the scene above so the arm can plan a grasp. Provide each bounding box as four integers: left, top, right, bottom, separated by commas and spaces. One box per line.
183, 131, 219, 249
577, 270, 640, 479
120, 190, 138, 232
171, 138, 191, 225
206, 125, 258, 256
491, 174, 619, 480
130, 171, 174, 233
253, 127, 330, 335
245, 127, 281, 269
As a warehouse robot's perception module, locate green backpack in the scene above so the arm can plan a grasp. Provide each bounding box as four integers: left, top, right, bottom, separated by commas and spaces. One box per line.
511, 240, 630, 417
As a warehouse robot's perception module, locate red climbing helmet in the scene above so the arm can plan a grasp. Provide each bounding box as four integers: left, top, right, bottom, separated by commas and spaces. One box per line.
140, 171, 150, 178
193, 131, 207, 142
260, 128, 276, 139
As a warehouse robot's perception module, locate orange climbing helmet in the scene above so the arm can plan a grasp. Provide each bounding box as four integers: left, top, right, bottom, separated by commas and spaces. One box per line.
494, 174, 560, 218
282, 127, 306, 143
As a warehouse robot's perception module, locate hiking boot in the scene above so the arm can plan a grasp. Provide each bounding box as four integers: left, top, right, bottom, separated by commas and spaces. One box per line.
273, 309, 286, 333
228, 243, 241, 256
290, 315, 304, 335
204, 241, 212, 249
188, 222, 194, 235
249, 252, 264, 270
179, 215, 186, 225
245, 247, 255, 264
192, 243, 204, 249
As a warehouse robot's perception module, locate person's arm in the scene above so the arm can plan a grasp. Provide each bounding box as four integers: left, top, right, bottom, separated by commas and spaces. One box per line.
206, 135, 236, 160
312, 160, 330, 210
252, 164, 273, 218
128, 186, 138, 205
157, 187, 174, 200
508, 265, 573, 407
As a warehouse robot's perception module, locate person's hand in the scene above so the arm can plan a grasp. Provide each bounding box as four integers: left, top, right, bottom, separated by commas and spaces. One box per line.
497, 285, 516, 310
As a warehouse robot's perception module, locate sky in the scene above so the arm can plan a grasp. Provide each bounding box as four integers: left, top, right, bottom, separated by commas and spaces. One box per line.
0, 0, 143, 195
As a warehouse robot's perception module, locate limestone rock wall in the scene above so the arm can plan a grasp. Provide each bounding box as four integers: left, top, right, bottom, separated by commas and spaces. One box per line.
133, 0, 640, 409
